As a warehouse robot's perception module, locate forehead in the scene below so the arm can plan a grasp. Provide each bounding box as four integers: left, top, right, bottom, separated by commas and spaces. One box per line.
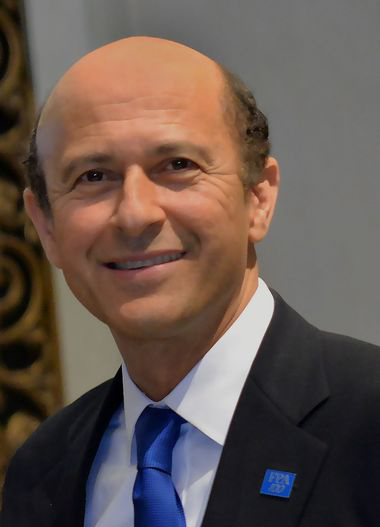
37, 48, 230, 159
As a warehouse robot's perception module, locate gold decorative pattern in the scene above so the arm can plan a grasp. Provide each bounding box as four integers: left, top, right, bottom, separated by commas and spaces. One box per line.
0, 0, 62, 490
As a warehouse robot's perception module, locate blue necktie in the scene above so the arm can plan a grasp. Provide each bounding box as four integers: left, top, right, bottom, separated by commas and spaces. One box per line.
133, 406, 187, 527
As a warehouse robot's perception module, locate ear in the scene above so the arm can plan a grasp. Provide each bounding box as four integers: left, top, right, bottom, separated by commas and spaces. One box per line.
23, 188, 62, 268
247, 156, 280, 244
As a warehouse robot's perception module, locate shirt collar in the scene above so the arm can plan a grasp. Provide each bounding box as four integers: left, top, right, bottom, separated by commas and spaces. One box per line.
122, 278, 274, 449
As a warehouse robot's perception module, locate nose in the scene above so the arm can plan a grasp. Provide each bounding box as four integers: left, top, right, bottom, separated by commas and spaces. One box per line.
111, 167, 165, 238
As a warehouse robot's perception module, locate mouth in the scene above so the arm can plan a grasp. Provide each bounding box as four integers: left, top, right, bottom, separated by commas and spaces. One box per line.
105, 251, 186, 271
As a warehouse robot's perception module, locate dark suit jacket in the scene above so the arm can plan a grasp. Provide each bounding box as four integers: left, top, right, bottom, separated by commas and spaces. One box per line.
2, 291, 380, 526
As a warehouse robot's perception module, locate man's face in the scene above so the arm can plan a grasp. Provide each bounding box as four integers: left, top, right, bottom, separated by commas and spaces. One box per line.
30, 44, 274, 342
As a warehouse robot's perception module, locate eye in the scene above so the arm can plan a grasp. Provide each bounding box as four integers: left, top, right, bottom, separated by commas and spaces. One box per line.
77, 169, 122, 185
165, 158, 198, 171
79, 169, 107, 183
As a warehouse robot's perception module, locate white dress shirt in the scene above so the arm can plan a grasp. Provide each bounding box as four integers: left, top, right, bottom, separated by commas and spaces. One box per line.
84, 278, 274, 527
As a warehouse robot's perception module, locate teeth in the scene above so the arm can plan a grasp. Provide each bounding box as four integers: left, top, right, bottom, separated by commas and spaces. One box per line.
109, 252, 184, 270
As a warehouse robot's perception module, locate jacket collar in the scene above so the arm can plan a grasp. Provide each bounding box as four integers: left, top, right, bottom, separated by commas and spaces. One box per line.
251, 289, 329, 424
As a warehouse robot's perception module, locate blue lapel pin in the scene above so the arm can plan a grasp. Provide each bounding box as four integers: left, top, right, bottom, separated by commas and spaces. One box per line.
260, 469, 296, 498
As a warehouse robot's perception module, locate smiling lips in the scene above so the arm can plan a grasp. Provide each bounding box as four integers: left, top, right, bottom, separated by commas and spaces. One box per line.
106, 251, 185, 271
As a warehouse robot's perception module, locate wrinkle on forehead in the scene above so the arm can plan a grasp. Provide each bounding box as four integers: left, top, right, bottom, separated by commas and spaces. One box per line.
39, 37, 224, 131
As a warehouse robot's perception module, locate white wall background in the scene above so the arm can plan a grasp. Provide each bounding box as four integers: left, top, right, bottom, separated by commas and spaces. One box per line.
23, 0, 380, 403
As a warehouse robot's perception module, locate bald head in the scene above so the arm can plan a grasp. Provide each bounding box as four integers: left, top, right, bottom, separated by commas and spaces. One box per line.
26, 37, 270, 213
40, 37, 221, 129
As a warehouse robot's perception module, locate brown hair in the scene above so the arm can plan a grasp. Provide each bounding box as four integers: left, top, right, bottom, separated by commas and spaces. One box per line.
24, 113, 50, 213
220, 66, 270, 187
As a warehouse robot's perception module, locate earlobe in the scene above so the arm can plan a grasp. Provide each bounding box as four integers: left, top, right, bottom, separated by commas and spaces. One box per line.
23, 188, 62, 268
247, 156, 280, 244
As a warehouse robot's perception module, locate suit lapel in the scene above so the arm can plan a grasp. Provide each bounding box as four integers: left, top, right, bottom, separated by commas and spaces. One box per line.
51, 370, 123, 527
202, 292, 330, 527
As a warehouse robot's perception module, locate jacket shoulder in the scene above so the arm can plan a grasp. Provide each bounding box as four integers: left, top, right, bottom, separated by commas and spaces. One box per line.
319, 328, 380, 395
259, 290, 380, 423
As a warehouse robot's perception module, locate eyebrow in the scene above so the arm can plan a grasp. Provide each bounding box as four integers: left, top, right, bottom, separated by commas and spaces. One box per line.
149, 141, 215, 166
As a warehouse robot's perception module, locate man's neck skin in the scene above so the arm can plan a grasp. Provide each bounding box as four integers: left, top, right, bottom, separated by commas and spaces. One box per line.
111, 269, 258, 401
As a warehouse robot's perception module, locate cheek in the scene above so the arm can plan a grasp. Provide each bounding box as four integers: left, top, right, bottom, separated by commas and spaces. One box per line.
187, 186, 248, 234
53, 205, 109, 260
174, 196, 250, 265
170, 179, 245, 224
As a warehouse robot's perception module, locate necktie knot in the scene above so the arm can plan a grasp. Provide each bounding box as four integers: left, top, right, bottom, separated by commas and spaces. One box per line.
135, 406, 184, 474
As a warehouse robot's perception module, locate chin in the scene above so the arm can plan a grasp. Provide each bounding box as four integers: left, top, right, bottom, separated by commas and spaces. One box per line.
109, 303, 194, 340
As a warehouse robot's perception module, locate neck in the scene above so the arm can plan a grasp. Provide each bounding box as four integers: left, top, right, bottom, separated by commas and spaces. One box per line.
113, 271, 259, 401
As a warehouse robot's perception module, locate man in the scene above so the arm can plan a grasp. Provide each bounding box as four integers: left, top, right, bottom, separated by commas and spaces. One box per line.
2, 36, 380, 526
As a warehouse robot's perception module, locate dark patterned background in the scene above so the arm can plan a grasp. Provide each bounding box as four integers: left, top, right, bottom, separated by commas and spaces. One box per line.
0, 0, 62, 491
